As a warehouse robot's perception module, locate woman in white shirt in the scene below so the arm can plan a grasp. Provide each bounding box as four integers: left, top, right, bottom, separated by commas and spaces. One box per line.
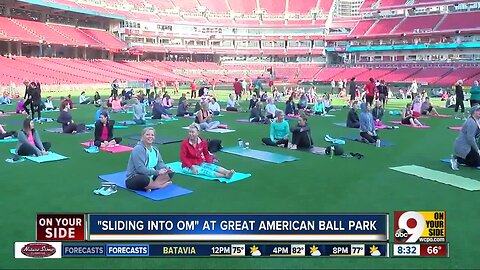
79, 91, 91, 104
265, 97, 277, 119
226, 94, 238, 111
44, 96, 57, 111
208, 98, 221, 115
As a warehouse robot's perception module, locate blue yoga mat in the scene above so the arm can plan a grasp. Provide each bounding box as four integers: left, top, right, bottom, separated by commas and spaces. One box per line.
440, 158, 480, 169
341, 135, 394, 147
9, 148, 69, 163
166, 162, 251, 183
333, 122, 347, 127
86, 123, 128, 129
98, 171, 193, 201
0, 138, 18, 143
221, 146, 299, 163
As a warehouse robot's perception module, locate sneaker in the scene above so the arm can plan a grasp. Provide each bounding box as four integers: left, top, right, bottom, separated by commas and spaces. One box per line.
450, 157, 459, 171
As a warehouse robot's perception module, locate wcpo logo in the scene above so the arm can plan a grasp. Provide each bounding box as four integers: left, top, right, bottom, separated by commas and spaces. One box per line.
15, 242, 62, 258
394, 211, 446, 243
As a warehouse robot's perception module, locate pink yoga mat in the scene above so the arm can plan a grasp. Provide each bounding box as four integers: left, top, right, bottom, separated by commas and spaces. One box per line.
390, 121, 430, 129
81, 141, 133, 153
448, 126, 462, 131
375, 124, 392, 129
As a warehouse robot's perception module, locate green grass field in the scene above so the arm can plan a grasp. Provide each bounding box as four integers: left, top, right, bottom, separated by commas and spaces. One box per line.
1, 91, 479, 269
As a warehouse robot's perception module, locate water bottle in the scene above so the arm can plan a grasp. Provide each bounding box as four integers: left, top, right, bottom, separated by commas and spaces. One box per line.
330, 146, 335, 159
238, 138, 244, 148
376, 139, 381, 148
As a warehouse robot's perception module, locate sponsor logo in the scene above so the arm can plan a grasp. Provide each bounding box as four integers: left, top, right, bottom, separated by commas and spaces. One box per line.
15, 242, 62, 259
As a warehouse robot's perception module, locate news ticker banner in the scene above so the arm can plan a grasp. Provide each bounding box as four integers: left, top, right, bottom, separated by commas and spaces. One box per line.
36, 213, 388, 242
14, 242, 450, 258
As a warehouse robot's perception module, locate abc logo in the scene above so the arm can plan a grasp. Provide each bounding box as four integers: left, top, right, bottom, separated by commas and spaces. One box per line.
394, 228, 409, 242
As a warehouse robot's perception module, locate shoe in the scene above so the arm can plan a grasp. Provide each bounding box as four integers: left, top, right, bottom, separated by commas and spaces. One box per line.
450, 157, 459, 171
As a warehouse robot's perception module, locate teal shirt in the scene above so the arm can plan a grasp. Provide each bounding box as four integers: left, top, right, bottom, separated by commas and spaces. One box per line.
270, 120, 290, 142
314, 102, 325, 113
470, 86, 480, 101
147, 148, 158, 169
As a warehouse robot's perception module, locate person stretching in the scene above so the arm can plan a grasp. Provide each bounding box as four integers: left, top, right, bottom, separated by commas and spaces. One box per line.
347, 101, 360, 128
16, 118, 51, 156
401, 103, 423, 126
289, 115, 313, 150
450, 105, 480, 170
180, 123, 235, 178
195, 101, 220, 130
265, 97, 277, 119
94, 112, 122, 147
125, 127, 173, 192
421, 97, 440, 116
57, 102, 85, 133
262, 110, 290, 148
132, 97, 146, 125
359, 102, 379, 144
250, 102, 266, 123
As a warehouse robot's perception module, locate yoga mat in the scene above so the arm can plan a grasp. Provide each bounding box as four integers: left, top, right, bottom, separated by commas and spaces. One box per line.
98, 171, 192, 201
236, 119, 266, 124
45, 128, 89, 134
389, 121, 430, 129
126, 134, 182, 145
182, 127, 236, 133
375, 124, 393, 129
333, 122, 347, 127
448, 126, 462, 131
341, 135, 394, 147
9, 149, 68, 163
85, 123, 129, 129
221, 146, 299, 163
441, 158, 480, 169
390, 165, 480, 191
42, 109, 60, 112
166, 161, 251, 183
433, 114, 451, 118
322, 114, 336, 117
0, 138, 18, 143
298, 146, 326, 155
160, 118, 179, 122
80, 142, 133, 153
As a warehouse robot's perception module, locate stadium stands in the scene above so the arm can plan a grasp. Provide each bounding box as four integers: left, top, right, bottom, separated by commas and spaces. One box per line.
260, 0, 286, 14
227, 0, 257, 13
349, 20, 375, 37
392, 14, 443, 34
366, 17, 403, 36
436, 12, 480, 32
287, 0, 317, 14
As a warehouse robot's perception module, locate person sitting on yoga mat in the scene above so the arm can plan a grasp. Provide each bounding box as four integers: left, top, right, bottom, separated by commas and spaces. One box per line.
313, 97, 326, 115
412, 95, 422, 118
79, 91, 91, 105
265, 97, 277, 119
177, 99, 193, 117
297, 93, 308, 111
93, 112, 122, 148
285, 96, 297, 116
250, 102, 267, 123
470, 81, 480, 107
132, 97, 146, 125
111, 96, 125, 113
95, 104, 110, 121
57, 102, 85, 134
44, 96, 57, 111
359, 102, 379, 144
93, 91, 102, 107
126, 127, 173, 191
248, 94, 258, 110
450, 105, 480, 170
16, 98, 26, 114
401, 103, 423, 126
0, 123, 16, 140
226, 94, 239, 112
262, 110, 290, 148
152, 97, 171, 120
16, 118, 50, 156
208, 98, 221, 116
195, 101, 220, 130
421, 97, 440, 116
180, 123, 235, 179
161, 94, 173, 110
346, 101, 360, 128
323, 94, 333, 112
372, 100, 384, 125
289, 115, 313, 150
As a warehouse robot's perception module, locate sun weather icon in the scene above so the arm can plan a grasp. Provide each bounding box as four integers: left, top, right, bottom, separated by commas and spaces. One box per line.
369, 245, 381, 256
250, 245, 261, 256
310, 245, 321, 256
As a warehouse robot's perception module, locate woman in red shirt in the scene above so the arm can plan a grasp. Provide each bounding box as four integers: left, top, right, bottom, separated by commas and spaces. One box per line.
180, 123, 234, 178
364, 78, 376, 106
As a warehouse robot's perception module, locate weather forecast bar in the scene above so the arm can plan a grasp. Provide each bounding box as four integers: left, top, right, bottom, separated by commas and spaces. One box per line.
61, 243, 389, 257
